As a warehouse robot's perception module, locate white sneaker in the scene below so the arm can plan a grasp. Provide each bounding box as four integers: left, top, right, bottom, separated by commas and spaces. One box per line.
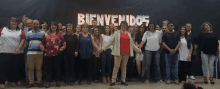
189, 76, 195, 80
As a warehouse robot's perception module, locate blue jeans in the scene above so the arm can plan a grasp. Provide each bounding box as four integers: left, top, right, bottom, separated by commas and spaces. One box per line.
165, 53, 179, 80
201, 51, 216, 77
63, 54, 76, 83
145, 50, 162, 81
101, 49, 112, 77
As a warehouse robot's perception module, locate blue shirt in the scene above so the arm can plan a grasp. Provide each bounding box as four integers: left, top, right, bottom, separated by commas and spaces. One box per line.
25, 28, 45, 52
78, 34, 93, 59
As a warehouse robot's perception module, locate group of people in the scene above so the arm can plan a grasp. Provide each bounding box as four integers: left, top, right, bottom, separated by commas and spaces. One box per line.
0, 15, 219, 89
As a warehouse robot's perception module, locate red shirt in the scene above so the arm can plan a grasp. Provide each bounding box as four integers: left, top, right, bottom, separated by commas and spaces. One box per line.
120, 33, 130, 54
40, 32, 66, 56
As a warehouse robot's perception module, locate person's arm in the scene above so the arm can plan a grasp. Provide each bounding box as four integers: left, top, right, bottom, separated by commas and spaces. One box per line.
218, 40, 220, 54
91, 36, 100, 50
138, 32, 147, 49
132, 39, 142, 53
174, 41, 181, 52
60, 34, 66, 51
75, 35, 78, 52
14, 30, 26, 54
102, 32, 116, 51
100, 35, 103, 48
39, 34, 46, 51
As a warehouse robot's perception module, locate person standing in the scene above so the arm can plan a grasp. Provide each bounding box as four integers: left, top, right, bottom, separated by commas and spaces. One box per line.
63, 23, 78, 86
162, 23, 181, 85
21, 20, 45, 88
194, 22, 219, 84
100, 21, 142, 86
40, 22, 66, 88
178, 26, 193, 83
0, 17, 26, 88
185, 23, 196, 80
89, 19, 98, 34
139, 23, 163, 83
100, 26, 112, 83
77, 23, 100, 85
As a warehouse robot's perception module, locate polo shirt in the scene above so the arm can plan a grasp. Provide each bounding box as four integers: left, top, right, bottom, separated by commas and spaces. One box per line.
25, 28, 45, 54
0, 27, 26, 53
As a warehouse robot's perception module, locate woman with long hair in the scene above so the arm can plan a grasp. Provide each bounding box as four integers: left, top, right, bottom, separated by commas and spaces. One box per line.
100, 25, 112, 83
75, 25, 83, 35
135, 24, 146, 81
177, 26, 193, 83
92, 27, 102, 83
194, 22, 219, 84
100, 21, 142, 86
40, 22, 66, 88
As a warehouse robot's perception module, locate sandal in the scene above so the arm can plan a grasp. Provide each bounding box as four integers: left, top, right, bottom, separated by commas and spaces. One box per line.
204, 77, 208, 84
209, 77, 215, 84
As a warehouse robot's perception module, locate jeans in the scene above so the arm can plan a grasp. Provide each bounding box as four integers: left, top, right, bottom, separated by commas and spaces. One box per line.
201, 51, 216, 77
64, 54, 75, 83
101, 49, 112, 77
145, 50, 162, 81
165, 53, 179, 80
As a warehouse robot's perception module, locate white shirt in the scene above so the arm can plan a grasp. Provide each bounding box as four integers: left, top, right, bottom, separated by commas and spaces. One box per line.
101, 34, 112, 49
142, 30, 162, 51
0, 27, 23, 53
179, 38, 190, 61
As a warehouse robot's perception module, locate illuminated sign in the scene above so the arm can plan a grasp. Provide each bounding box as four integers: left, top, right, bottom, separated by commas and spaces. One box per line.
78, 13, 150, 26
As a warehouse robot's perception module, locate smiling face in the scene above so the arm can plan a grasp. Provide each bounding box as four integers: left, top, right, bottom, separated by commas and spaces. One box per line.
186, 24, 192, 32
105, 26, 110, 34
156, 25, 161, 30
204, 24, 210, 31
93, 28, 99, 36
168, 23, 174, 31
18, 23, 23, 30
140, 25, 144, 33
51, 24, 57, 32
10, 20, 17, 29
180, 27, 186, 35
76, 25, 81, 32
149, 24, 155, 31
32, 20, 40, 30
162, 26, 167, 32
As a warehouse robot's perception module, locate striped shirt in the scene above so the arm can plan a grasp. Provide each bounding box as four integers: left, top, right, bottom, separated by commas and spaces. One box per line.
25, 28, 45, 54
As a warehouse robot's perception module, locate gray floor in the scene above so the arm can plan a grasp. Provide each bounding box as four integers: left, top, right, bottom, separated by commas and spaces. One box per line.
3, 76, 220, 89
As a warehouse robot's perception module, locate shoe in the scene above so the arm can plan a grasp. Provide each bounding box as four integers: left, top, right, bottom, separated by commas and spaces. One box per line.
70, 83, 75, 86
137, 75, 141, 81
107, 77, 111, 83
37, 83, 43, 88
45, 82, 50, 88
5, 81, 8, 86
204, 77, 208, 84
181, 81, 186, 84
189, 76, 196, 80
144, 80, 149, 84
209, 77, 215, 84
78, 81, 82, 85
141, 77, 145, 82
17, 81, 22, 85
26, 84, 34, 88
166, 80, 170, 84
157, 80, 163, 83
87, 81, 92, 85
187, 75, 189, 79
174, 80, 180, 85
103, 77, 107, 84
10, 82, 17, 87
110, 82, 115, 86
94, 80, 98, 83
121, 82, 128, 86
56, 81, 60, 87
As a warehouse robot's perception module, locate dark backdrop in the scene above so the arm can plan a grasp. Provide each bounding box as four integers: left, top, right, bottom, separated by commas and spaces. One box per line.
1, 0, 220, 76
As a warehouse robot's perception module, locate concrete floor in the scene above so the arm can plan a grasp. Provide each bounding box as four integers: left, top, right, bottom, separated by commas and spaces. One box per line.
3, 76, 220, 89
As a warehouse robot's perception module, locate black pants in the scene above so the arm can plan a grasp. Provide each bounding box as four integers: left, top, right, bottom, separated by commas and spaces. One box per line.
178, 61, 189, 82
0, 53, 10, 84
44, 55, 61, 82
92, 54, 101, 81
187, 55, 195, 76
78, 59, 93, 82
127, 57, 135, 79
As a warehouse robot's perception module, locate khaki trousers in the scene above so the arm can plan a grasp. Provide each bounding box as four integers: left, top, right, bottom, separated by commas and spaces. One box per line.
111, 53, 129, 82
27, 54, 43, 84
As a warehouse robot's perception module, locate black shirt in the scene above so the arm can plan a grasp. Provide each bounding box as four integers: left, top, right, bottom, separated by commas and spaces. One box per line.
63, 34, 78, 55
162, 32, 180, 55
188, 32, 196, 51
135, 32, 145, 52
196, 33, 218, 55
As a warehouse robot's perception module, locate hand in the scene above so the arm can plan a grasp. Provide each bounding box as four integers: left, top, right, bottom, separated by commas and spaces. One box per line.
187, 56, 191, 61
40, 45, 45, 51
14, 48, 21, 54
169, 49, 175, 55
98, 48, 103, 53
193, 50, 197, 55
60, 47, 65, 51
74, 52, 78, 57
